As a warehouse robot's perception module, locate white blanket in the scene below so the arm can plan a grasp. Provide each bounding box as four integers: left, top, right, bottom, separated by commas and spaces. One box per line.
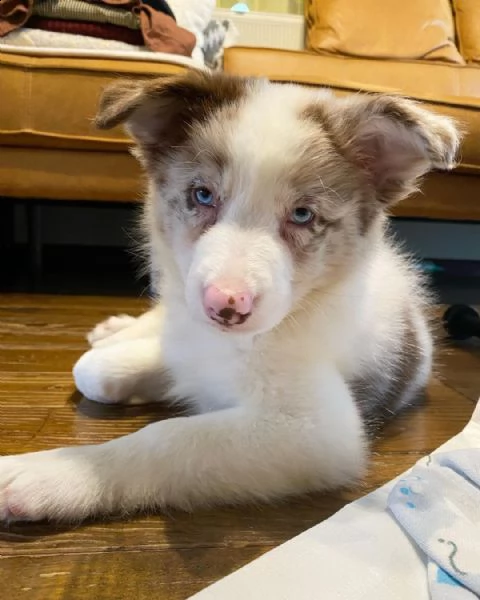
190, 399, 480, 600
0, 28, 204, 67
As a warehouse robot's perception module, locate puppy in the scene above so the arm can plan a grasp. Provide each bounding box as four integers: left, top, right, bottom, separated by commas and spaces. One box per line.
0, 72, 460, 521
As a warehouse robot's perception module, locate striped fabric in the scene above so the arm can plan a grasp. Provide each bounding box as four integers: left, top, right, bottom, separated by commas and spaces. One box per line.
33, 0, 140, 30
29, 16, 144, 44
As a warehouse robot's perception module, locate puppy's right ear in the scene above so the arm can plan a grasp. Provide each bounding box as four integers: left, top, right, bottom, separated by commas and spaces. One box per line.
95, 79, 146, 131
95, 71, 247, 150
95, 76, 186, 148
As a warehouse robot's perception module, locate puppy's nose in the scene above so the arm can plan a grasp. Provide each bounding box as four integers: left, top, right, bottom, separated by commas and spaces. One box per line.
203, 285, 254, 325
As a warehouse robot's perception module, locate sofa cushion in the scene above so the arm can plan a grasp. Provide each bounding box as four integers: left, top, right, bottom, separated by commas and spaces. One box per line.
306, 0, 463, 64
453, 0, 480, 64
0, 49, 196, 151
223, 47, 480, 173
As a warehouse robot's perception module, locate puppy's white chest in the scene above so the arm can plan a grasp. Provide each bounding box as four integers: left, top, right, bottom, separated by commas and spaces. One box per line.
162, 316, 251, 412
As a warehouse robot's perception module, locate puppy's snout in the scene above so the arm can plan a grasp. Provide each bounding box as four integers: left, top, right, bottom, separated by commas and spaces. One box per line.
203, 284, 254, 327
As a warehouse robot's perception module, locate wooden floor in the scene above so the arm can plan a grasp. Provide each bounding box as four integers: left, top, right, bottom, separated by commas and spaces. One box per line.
0, 294, 479, 600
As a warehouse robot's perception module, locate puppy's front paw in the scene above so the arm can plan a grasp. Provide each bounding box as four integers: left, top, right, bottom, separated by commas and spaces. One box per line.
73, 348, 132, 404
0, 449, 103, 522
87, 314, 137, 347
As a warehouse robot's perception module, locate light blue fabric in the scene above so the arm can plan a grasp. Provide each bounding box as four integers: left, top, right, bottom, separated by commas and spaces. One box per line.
388, 450, 480, 599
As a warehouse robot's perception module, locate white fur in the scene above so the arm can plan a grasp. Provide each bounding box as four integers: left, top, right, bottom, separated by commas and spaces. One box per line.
0, 77, 452, 522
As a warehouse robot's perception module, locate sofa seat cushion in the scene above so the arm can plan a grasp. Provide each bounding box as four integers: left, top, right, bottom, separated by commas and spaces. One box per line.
0, 49, 199, 151
223, 47, 480, 173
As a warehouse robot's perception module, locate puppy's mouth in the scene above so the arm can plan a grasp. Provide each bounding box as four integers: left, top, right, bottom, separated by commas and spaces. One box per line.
208, 307, 252, 330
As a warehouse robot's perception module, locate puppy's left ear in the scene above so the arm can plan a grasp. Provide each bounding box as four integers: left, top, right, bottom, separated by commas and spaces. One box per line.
327, 94, 462, 205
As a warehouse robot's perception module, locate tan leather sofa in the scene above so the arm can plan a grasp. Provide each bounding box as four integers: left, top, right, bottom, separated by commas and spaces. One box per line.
2, 0, 480, 221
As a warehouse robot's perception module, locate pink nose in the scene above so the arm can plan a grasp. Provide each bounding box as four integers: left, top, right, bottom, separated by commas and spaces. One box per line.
203, 285, 254, 326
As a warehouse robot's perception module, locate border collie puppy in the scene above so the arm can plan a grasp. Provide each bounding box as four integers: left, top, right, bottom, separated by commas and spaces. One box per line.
0, 72, 459, 521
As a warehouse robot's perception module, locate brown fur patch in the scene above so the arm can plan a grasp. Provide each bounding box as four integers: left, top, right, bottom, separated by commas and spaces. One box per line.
301, 103, 383, 238
301, 103, 344, 157
350, 310, 424, 435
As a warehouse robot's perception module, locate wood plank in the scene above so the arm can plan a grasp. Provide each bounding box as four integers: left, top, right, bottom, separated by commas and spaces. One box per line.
0, 548, 265, 600
436, 339, 480, 403
373, 377, 474, 454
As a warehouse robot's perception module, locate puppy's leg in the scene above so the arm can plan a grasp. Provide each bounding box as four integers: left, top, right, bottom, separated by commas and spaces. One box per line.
88, 306, 163, 348
73, 336, 168, 404
0, 368, 366, 521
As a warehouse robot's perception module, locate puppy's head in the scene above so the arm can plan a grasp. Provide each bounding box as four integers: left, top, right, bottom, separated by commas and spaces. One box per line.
97, 71, 460, 334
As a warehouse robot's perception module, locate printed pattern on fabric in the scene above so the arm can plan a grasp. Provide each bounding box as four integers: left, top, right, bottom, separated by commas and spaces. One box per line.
389, 449, 480, 599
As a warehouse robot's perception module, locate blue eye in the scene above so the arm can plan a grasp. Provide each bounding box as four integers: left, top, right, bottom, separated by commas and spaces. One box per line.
193, 186, 215, 207
289, 207, 314, 225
